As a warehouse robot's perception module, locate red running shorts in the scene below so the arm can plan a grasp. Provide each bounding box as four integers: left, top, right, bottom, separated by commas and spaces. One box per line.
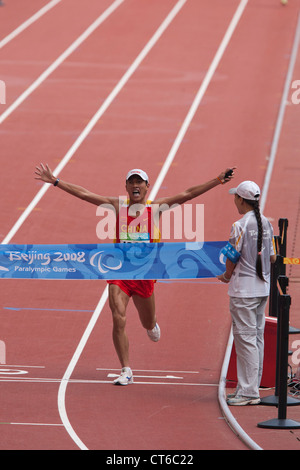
107, 280, 155, 298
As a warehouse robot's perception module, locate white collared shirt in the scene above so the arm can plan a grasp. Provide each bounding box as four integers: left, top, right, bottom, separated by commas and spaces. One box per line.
227, 211, 275, 298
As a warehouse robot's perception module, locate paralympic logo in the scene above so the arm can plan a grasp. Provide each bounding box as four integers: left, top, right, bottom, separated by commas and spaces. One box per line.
90, 250, 123, 274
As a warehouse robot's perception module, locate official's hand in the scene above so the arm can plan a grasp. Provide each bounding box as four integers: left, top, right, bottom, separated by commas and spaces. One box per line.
216, 273, 230, 283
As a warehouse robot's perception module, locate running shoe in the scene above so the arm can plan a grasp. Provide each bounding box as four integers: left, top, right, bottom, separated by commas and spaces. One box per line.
227, 395, 260, 406
113, 367, 133, 385
147, 323, 160, 342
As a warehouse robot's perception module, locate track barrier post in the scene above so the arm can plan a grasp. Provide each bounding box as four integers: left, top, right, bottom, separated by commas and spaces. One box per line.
261, 274, 300, 406
278, 218, 288, 259
269, 219, 300, 332
263, 218, 300, 406
280, 218, 300, 334
258, 293, 300, 429
268, 236, 281, 318
269, 218, 287, 317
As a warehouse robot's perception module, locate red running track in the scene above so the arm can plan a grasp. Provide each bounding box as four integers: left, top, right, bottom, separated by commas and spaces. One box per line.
0, 0, 299, 451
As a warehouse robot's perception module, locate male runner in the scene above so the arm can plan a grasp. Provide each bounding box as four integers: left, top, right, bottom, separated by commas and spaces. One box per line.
35, 163, 235, 385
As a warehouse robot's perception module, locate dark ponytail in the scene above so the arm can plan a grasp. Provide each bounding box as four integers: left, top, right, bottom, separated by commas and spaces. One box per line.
244, 198, 266, 282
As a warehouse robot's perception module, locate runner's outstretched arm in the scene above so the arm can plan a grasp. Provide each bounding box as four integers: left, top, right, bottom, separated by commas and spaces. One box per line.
34, 163, 118, 208
153, 167, 236, 208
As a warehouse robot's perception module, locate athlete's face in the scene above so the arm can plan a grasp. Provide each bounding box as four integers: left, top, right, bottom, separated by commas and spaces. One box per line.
126, 175, 149, 204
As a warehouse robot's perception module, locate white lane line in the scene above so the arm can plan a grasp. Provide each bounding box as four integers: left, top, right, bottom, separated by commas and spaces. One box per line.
0, 369, 27, 375
132, 381, 218, 387
0, 364, 45, 368
0, 377, 217, 387
58, 0, 248, 451
107, 373, 184, 379
0, 0, 125, 126
8, 422, 63, 427
96, 368, 199, 374
0, 0, 62, 49
0, 378, 61, 383
57, 289, 109, 450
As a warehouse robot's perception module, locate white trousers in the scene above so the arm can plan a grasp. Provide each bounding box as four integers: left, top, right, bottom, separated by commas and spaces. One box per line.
229, 296, 268, 398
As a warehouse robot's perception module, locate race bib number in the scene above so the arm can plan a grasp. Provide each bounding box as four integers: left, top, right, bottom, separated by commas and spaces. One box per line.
119, 233, 150, 243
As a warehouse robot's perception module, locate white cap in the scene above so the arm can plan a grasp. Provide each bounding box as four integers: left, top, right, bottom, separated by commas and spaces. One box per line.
126, 169, 149, 182
229, 181, 260, 201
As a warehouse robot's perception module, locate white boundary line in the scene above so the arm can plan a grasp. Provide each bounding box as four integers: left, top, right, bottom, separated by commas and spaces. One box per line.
0, 0, 62, 49
218, 12, 300, 452
0, 380, 217, 387
96, 368, 199, 373
218, 329, 263, 451
10, 422, 63, 426
0, 364, 45, 368
0, 0, 125, 126
56, 0, 249, 450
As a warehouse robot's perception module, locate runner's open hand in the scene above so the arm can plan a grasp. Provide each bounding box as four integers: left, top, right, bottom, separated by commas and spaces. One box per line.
35, 163, 56, 184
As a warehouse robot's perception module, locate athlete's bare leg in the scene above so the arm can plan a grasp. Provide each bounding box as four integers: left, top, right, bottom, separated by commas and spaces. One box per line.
132, 293, 156, 330
108, 284, 130, 368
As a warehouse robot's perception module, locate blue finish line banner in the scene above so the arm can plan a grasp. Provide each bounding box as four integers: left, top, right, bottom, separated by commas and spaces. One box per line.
0, 242, 227, 280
